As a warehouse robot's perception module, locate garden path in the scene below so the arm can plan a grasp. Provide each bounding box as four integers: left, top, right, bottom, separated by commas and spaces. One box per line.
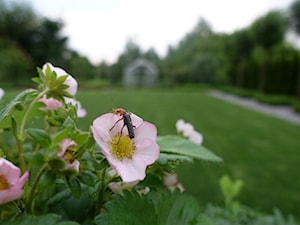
207, 90, 300, 126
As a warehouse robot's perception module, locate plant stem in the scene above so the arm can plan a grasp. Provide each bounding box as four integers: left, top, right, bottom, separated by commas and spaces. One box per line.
19, 89, 48, 136
96, 167, 107, 214
16, 89, 48, 173
27, 164, 48, 214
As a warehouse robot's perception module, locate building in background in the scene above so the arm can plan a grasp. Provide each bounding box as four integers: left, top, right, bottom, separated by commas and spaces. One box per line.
123, 58, 159, 87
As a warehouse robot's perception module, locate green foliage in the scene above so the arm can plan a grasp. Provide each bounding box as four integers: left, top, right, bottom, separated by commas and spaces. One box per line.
204, 175, 297, 225
1, 213, 80, 225
68, 55, 97, 81
0, 38, 33, 86
158, 135, 222, 162
219, 175, 243, 213
72, 88, 299, 219
205, 204, 298, 225
94, 190, 209, 225
249, 10, 287, 50
0, 88, 38, 128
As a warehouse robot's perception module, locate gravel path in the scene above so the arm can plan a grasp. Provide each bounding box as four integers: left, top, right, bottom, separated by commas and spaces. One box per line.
207, 90, 300, 126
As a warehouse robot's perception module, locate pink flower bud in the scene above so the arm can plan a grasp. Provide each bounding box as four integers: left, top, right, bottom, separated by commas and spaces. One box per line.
39, 95, 63, 111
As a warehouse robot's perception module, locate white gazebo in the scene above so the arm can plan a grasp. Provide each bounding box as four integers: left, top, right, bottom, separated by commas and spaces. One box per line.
123, 58, 159, 87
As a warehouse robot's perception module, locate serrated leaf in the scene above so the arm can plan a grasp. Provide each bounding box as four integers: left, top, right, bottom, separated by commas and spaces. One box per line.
94, 191, 156, 225
94, 190, 204, 225
158, 135, 222, 162
27, 128, 52, 148
156, 190, 202, 225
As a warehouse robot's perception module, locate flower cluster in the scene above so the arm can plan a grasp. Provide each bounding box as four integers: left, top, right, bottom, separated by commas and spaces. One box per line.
176, 119, 203, 144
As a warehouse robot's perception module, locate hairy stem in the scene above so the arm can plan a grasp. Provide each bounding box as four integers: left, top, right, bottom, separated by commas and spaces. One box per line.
27, 164, 48, 214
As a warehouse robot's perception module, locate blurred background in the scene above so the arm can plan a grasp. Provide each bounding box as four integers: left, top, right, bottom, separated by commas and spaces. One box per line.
1, 0, 300, 94
1, 0, 300, 221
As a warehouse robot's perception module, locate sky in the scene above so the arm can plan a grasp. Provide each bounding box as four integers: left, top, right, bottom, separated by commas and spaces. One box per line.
13, 0, 295, 64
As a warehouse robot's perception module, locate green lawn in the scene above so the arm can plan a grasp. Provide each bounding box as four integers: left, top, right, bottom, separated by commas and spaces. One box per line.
3, 87, 300, 218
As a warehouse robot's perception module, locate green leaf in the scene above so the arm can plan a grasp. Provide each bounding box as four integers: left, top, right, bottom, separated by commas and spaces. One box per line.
56, 222, 81, 225
56, 74, 68, 84
157, 153, 193, 165
0, 89, 38, 128
158, 135, 222, 162
1, 213, 61, 225
71, 131, 89, 147
77, 171, 95, 187
53, 127, 71, 144
48, 158, 67, 172
47, 188, 72, 207
32, 77, 42, 84
11, 117, 18, 138
156, 190, 203, 225
23, 152, 45, 166
63, 116, 76, 128
219, 174, 244, 202
66, 177, 81, 199
27, 128, 52, 148
94, 191, 156, 225
94, 190, 204, 225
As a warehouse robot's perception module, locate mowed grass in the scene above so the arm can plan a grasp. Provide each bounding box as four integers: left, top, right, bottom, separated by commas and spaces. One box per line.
3, 87, 300, 218
75, 88, 300, 218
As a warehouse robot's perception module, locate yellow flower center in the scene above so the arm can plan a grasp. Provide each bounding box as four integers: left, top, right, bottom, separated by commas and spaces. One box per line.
0, 174, 9, 190
110, 133, 135, 160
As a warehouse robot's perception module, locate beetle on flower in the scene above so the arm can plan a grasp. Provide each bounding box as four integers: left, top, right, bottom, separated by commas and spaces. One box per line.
91, 110, 160, 182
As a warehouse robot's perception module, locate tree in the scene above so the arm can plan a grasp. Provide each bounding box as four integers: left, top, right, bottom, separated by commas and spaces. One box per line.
249, 10, 288, 92
28, 18, 69, 67
289, 0, 300, 99
226, 29, 253, 87
0, 0, 69, 71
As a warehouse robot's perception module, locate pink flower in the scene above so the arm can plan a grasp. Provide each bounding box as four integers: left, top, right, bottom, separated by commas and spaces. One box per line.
42, 62, 78, 96
39, 95, 63, 111
176, 119, 203, 145
0, 88, 4, 100
58, 139, 80, 172
91, 111, 160, 182
64, 98, 87, 118
0, 158, 29, 205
